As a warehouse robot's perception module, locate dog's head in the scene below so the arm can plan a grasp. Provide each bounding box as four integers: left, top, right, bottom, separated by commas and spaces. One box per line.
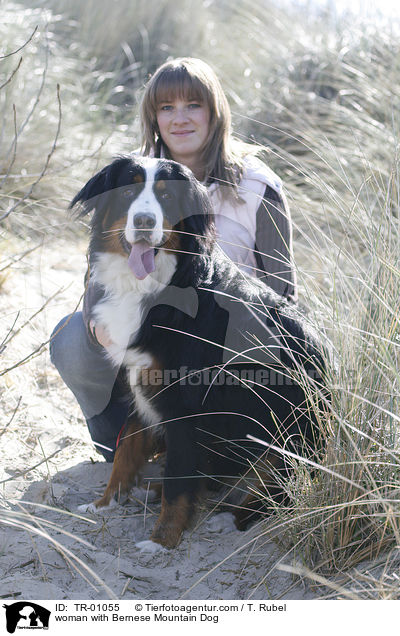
70, 155, 215, 280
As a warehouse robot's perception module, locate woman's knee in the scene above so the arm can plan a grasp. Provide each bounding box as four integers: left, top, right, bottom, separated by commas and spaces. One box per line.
50, 312, 97, 381
50, 313, 80, 365
49, 311, 119, 413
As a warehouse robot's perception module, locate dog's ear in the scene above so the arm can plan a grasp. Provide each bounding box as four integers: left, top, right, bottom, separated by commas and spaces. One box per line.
69, 156, 133, 216
69, 165, 110, 216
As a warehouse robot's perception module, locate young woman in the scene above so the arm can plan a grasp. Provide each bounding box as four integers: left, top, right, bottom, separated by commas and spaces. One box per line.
50, 57, 297, 461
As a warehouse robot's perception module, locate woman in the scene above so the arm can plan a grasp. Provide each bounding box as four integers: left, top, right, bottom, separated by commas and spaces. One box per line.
50, 57, 297, 461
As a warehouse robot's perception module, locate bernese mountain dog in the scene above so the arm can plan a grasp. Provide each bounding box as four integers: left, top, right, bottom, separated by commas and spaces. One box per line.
72, 155, 327, 549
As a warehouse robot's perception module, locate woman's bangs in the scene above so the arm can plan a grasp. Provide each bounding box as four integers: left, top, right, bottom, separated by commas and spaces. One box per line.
153, 69, 209, 107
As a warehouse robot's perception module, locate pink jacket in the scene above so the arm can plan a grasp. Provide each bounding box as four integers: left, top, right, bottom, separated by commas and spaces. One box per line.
209, 155, 283, 274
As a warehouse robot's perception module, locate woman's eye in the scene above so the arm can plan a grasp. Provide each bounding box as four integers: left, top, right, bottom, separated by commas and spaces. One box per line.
188, 103, 201, 108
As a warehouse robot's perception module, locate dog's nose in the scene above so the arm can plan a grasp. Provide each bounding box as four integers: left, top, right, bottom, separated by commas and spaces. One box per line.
133, 213, 156, 230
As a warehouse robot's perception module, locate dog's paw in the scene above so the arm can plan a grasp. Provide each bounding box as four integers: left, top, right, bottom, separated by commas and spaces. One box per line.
78, 498, 118, 514
206, 512, 237, 533
136, 540, 166, 554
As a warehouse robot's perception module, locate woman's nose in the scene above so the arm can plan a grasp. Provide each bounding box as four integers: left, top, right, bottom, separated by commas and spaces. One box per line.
173, 107, 189, 123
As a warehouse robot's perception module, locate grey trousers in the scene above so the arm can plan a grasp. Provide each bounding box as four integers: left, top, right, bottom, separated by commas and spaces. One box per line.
49, 312, 130, 461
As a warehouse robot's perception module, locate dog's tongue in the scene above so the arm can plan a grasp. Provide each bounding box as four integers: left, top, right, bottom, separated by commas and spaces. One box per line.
127, 241, 156, 279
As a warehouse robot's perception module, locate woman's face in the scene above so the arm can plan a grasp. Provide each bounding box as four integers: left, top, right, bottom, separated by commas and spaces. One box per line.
156, 97, 210, 172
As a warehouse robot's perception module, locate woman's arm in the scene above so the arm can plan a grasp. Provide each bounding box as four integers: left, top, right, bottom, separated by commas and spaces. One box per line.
254, 185, 298, 302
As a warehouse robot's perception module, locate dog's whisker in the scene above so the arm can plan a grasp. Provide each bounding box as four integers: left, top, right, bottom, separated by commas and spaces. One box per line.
102, 228, 125, 236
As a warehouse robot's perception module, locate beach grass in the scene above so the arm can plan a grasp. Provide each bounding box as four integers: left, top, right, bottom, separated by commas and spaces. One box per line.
1, 0, 400, 598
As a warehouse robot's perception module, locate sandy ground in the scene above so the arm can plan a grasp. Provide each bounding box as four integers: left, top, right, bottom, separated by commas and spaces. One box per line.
0, 232, 327, 600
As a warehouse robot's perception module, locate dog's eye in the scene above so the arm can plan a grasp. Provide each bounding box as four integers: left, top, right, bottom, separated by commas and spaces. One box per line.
121, 188, 135, 198
160, 191, 172, 200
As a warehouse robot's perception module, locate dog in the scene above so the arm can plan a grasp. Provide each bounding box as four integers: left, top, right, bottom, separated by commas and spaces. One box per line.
71, 155, 327, 549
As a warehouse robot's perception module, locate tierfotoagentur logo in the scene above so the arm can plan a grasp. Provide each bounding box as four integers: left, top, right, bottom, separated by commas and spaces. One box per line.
3, 602, 50, 633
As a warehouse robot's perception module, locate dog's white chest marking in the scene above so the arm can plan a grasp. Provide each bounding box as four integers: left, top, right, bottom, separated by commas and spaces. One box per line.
91, 250, 176, 426
92, 250, 176, 363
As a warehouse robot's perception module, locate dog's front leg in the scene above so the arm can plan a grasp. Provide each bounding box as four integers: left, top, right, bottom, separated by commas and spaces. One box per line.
150, 420, 199, 548
86, 415, 149, 510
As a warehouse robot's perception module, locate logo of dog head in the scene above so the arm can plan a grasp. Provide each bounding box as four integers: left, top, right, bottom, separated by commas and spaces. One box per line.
3, 602, 50, 633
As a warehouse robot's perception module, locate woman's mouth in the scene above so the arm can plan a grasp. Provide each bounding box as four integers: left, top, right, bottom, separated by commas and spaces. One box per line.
171, 130, 194, 136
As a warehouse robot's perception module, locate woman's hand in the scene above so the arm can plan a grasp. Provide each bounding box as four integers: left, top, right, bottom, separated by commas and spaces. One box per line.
89, 321, 113, 348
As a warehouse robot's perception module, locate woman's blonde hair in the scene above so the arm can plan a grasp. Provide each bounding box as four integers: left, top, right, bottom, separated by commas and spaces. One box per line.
140, 57, 257, 195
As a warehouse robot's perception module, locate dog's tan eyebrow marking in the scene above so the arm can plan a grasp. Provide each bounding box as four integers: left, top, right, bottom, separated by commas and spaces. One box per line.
155, 179, 166, 191
133, 173, 144, 184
